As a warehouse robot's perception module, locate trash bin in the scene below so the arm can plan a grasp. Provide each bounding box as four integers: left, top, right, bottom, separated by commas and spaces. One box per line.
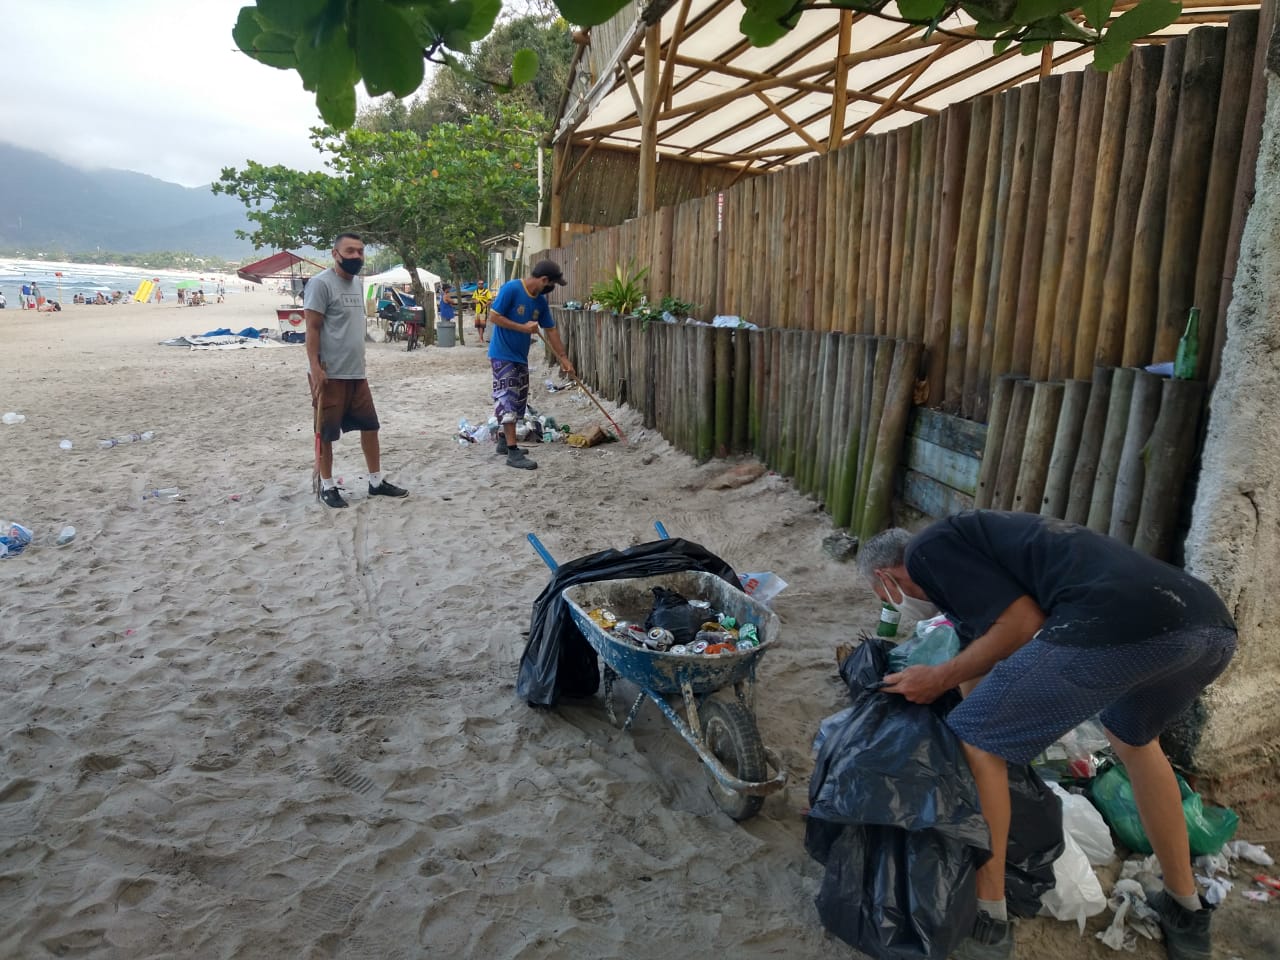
436, 320, 456, 348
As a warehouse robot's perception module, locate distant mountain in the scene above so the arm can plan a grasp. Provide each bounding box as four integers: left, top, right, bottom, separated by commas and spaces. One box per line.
0, 143, 259, 259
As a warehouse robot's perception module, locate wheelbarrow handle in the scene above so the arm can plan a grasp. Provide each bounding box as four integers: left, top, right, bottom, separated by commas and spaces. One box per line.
527, 533, 559, 571
654, 521, 670, 540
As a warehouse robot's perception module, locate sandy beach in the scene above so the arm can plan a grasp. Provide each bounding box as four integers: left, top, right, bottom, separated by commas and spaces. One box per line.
1, 294, 1275, 959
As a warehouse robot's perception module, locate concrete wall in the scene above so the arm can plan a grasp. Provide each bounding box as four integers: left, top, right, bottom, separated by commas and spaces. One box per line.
1184, 30, 1280, 788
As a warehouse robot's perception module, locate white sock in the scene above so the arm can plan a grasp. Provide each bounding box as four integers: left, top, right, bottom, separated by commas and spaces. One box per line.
368, 472, 382, 488
977, 898, 1007, 922
321, 477, 335, 491
1169, 888, 1202, 913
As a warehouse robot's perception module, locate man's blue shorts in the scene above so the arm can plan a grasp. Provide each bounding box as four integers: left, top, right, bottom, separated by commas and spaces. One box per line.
946, 626, 1236, 763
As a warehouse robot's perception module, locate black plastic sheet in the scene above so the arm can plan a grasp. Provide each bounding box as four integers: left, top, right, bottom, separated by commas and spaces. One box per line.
516, 538, 738, 707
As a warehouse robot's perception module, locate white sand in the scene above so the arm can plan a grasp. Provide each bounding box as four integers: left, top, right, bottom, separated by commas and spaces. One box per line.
1, 295, 1273, 959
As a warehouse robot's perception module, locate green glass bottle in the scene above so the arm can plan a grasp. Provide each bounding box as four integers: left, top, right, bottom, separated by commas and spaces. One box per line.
876, 601, 901, 638
1174, 307, 1200, 380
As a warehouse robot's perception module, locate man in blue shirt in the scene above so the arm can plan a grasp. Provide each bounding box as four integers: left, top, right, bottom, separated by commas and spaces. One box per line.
487, 260, 574, 470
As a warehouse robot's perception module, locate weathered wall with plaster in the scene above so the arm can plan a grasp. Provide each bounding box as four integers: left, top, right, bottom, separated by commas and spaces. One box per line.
1184, 28, 1280, 786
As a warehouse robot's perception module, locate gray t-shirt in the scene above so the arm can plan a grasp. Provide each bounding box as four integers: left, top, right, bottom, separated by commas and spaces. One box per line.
303, 268, 366, 379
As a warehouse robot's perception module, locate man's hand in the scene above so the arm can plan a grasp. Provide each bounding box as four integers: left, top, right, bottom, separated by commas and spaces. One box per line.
881, 664, 951, 704
558, 355, 575, 377
522, 320, 541, 335
310, 366, 327, 399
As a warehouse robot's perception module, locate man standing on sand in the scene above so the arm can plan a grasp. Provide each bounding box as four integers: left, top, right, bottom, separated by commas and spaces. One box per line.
305, 231, 409, 509
856, 511, 1235, 960
487, 260, 574, 471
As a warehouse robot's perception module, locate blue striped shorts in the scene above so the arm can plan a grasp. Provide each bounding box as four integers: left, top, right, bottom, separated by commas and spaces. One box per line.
946, 626, 1237, 763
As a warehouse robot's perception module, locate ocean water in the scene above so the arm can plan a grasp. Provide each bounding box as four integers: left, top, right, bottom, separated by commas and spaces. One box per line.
0, 257, 241, 304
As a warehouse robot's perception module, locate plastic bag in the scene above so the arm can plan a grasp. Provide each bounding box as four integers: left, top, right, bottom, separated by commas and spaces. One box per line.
517, 538, 738, 706
1004, 766, 1065, 919
643, 586, 702, 646
1090, 763, 1239, 856
887, 615, 960, 671
1035, 718, 1110, 779
1049, 781, 1115, 866
1039, 831, 1107, 933
738, 571, 788, 606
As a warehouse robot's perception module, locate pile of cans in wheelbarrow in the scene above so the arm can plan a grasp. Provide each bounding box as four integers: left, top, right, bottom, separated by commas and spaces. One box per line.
585, 604, 761, 656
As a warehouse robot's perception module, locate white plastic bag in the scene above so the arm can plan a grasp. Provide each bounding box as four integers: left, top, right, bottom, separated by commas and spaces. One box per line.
1049, 781, 1116, 866
739, 572, 788, 606
1039, 831, 1107, 933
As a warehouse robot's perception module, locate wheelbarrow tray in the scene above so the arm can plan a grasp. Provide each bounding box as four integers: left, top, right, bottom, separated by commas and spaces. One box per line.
562, 571, 779, 696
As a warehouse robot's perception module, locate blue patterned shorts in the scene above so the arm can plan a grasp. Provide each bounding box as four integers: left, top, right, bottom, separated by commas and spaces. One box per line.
491, 359, 529, 423
946, 626, 1237, 762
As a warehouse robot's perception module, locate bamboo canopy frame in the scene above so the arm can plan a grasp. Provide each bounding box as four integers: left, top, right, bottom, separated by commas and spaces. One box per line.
551, 0, 1259, 236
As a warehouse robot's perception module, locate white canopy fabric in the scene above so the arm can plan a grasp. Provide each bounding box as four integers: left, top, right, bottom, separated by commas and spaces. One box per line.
365, 265, 441, 288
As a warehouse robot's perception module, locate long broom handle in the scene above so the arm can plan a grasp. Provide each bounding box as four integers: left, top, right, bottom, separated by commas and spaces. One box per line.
535, 332, 627, 443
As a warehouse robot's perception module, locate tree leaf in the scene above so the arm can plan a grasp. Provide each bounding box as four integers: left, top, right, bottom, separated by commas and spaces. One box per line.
357, 0, 426, 97
1079, 0, 1114, 30
1091, 31, 1132, 71
1011, 0, 1073, 25
1018, 38, 1048, 54
993, 35, 1015, 54
554, 0, 634, 27
317, 82, 358, 134
973, 19, 1012, 38
511, 47, 539, 85
739, 9, 792, 46
255, 0, 327, 33
898, 0, 947, 21
250, 30, 299, 69
232, 7, 267, 56
1105, 0, 1181, 43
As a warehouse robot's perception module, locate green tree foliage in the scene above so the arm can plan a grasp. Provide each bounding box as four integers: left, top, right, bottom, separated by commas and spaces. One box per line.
212, 105, 541, 326
233, 0, 1181, 129
359, 13, 575, 134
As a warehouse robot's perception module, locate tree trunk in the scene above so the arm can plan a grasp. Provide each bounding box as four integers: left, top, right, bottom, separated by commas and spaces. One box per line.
400, 248, 434, 346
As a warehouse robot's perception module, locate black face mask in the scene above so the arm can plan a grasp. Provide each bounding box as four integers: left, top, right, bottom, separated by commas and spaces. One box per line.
338, 257, 363, 276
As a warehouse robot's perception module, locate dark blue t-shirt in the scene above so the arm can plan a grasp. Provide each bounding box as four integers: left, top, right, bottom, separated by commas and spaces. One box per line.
487, 278, 554, 365
905, 511, 1235, 648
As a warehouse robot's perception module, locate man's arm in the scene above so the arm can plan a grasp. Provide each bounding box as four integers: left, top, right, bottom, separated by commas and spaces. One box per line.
882, 595, 1046, 703
543, 326, 574, 376
305, 309, 325, 389
488, 309, 539, 334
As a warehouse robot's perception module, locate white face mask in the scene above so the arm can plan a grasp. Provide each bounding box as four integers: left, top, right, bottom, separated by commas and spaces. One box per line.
879, 572, 939, 622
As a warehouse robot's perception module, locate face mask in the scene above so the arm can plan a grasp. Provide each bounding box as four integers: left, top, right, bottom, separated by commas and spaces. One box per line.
338, 256, 363, 276
879, 572, 939, 622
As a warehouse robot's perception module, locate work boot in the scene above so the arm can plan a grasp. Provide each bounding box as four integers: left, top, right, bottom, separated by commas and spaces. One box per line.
495, 433, 517, 456
951, 911, 1014, 960
506, 448, 538, 470
1149, 890, 1212, 960
320, 486, 348, 509
368, 479, 409, 498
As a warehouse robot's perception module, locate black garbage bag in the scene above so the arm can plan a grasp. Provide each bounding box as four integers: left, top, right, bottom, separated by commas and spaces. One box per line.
642, 586, 703, 646
805, 638, 1064, 959
516, 538, 738, 707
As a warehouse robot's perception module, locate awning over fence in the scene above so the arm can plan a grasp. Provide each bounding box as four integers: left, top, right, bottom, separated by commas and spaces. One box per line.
558, 0, 1260, 175
236, 251, 325, 284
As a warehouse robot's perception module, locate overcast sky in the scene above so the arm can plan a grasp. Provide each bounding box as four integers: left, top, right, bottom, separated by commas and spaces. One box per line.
0, 0, 420, 188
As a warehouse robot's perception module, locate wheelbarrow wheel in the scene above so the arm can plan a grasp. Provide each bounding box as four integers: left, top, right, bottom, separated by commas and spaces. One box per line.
700, 697, 766, 821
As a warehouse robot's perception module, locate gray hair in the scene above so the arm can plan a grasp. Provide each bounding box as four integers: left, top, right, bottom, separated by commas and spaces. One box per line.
856, 528, 912, 581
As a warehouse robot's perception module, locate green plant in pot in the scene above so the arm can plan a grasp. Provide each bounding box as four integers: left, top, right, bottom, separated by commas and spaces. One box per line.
636, 295, 699, 330
591, 261, 649, 315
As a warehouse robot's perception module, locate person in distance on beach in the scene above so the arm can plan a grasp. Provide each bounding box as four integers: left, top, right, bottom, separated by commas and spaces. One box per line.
857, 511, 1235, 960
304, 231, 409, 509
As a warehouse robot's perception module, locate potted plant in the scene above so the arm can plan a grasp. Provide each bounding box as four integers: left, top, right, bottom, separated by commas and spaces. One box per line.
590, 260, 649, 315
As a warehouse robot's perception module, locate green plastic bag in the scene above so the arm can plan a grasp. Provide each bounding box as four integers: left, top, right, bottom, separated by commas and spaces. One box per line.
887, 615, 961, 671
1089, 763, 1239, 856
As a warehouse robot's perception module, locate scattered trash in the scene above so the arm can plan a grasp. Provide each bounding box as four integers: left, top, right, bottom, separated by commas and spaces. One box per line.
143, 488, 181, 501
566, 424, 611, 448
1039, 829, 1107, 932
227, 493, 243, 502
56, 525, 76, 546
1091, 762, 1239, 856
1035, 718, 1110, 780
99, 431, 156, 448
887, 614, 960, 671
1226, 840, 1274, 866
59, 439, 73, 450
1096, 878, 1161, 951
1047, 781, 1116, 866
705, 461, 766, 490
2, 412, 26, 425
0, 522, 35, 558
821, 531, 859, 562
738, 572, 788, 606
1249, 874, 1280, 900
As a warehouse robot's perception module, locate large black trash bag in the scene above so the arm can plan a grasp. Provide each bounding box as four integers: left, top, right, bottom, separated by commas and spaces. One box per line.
516, 538, 738, 707
643, 586, 703, 645
806, 638, 1065, 958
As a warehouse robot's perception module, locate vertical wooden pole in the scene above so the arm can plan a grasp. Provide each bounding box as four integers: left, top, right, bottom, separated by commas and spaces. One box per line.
991, 380, 1035, 511
974, 374, 1021, 509
713, 327, 733, 458
1012, 76, 1061, 375
550, 141, 566, 247
1109, 369, 1163, 545
1065, 366, 1115, 525
929, 104, 969, 409
637, 24, 660, 217
733, 330, 750, 453
991, 84, 1037, 386
1012, 381, 1065, 514
964, 95, 1005, 418
854, 338, 895, 534
1133, 378, 1206, 558
1086, 366, 1137, 532
1040, 378, 1092, 518
949, 97, 992, 414
832, 335, 869, 530
862, 340, 925, 539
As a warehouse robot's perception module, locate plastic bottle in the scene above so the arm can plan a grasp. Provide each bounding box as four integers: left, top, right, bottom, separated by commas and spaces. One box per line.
140, 431, 156, 442
2, 412, 26, 425
143, 488, 180, 501
56, 526, 76, 545
876, 601, 901, 639
1174, 307, 1200, 380
98, 438, 118, 449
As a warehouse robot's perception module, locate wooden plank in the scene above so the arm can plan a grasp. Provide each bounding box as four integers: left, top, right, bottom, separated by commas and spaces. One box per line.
903, 468, 976, 519
905, 435, 981, 495
908, 407, 987, 459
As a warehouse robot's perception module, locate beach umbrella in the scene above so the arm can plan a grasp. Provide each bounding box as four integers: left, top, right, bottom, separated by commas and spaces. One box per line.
176, 279, 201, 289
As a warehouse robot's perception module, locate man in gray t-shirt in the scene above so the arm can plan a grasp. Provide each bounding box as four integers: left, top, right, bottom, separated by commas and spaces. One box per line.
304, 232, 408, 509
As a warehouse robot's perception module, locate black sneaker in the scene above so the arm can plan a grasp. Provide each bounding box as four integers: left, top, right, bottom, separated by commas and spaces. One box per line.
952, 911, 1014, 960
506, 448, 537, 470
495, 434, 516, 456
369, 479, 409, 498
320, 486, 348, 509
1150, 890, 1212, 960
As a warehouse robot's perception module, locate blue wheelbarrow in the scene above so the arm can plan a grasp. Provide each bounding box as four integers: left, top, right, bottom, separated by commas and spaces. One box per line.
528, 527, 788, 820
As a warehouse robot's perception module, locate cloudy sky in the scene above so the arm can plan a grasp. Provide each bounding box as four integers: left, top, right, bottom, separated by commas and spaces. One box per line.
0, 0, 418, 187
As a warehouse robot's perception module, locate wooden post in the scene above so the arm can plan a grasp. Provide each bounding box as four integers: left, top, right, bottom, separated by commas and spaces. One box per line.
827, 333, 854, 504
862, 340, 925, 540
991, 380, 1035, 511
550, 141, 566, 247
733, 330, 750, 453
1012, 381, 1065, 514
1153, 27, 1228, 365
637, 24, 661, 217
927, 105, 968, 405
832, 335, 870, 530
974, 374, 1022, 509
947, 98, 989, 413
1086, 366, 1137, 532
1124, 37, 1187, 367
963, 95, 1005, 419
1013, 76, 1062, 375
1040, 378, 1091, 518
1109, 369, 1163, 544
713, 327, 732, 458
990, 84, 1037, 387
853, 337, 895, 534
1133, 378, 1206, 558
1065, 366, 1115, 525
814, 332, 841, 502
